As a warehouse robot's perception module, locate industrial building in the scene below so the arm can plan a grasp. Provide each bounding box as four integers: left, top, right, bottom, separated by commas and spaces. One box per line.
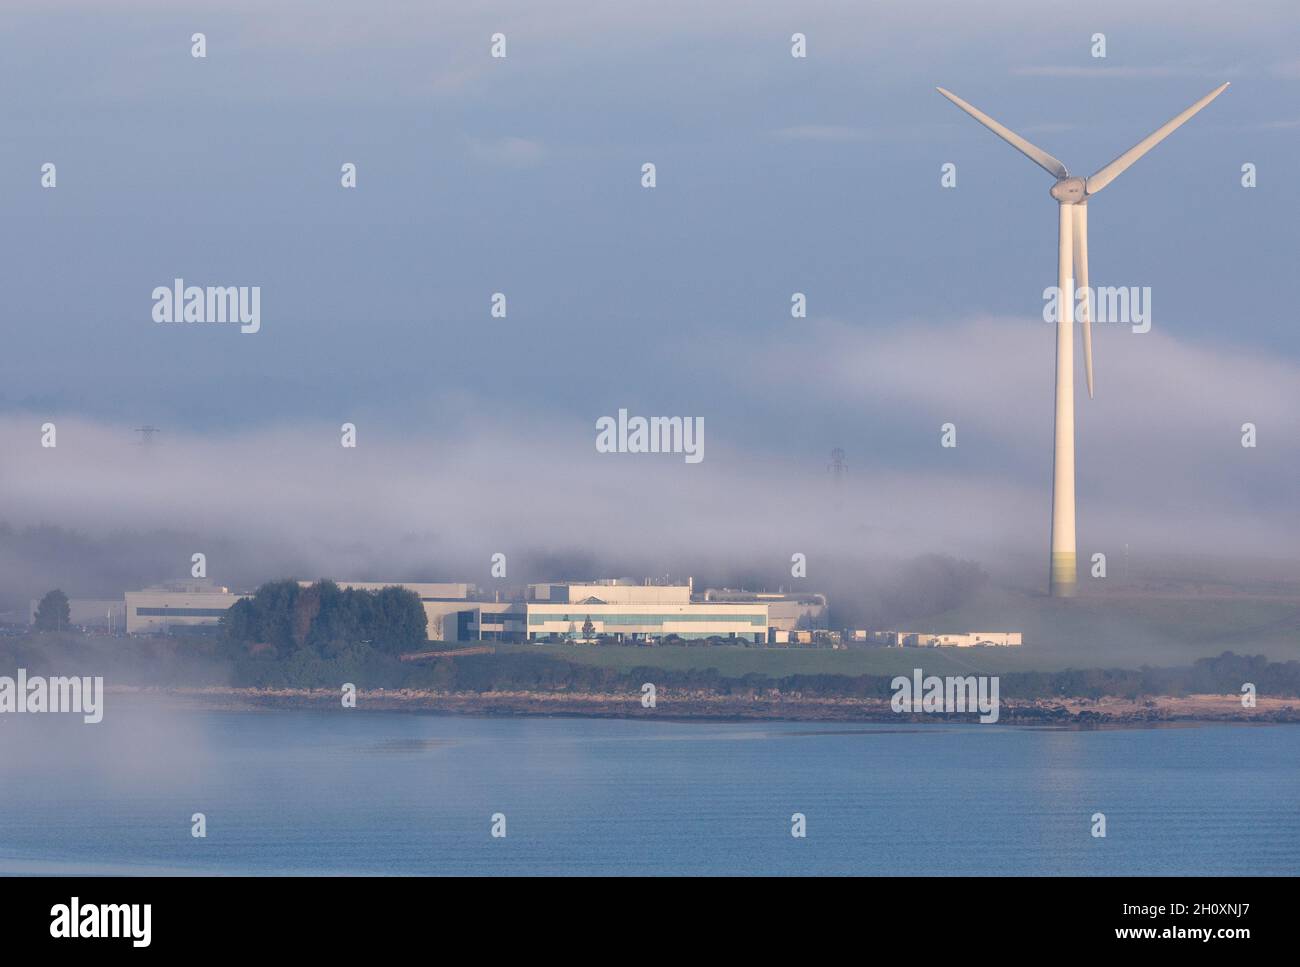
445, 581, 770, 644
124, 581, 248, 634
857, 630, 1023, 648
123, 580, 475, 637
524, 580, 767, 643
698, 588, 827, 632
115, 577, 831, 646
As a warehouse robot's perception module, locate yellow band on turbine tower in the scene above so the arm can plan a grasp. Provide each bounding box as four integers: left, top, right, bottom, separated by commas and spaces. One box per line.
1051, 552, 1078, 596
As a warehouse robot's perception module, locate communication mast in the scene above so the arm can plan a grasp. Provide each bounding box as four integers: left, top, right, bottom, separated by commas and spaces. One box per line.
829, 448, 847, 483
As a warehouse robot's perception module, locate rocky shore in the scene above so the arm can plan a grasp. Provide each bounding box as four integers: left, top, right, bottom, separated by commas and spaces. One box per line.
109, 685, 1300, 726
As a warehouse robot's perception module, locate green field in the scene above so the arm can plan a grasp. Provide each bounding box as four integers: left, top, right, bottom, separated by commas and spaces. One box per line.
501, 643, 1051, 677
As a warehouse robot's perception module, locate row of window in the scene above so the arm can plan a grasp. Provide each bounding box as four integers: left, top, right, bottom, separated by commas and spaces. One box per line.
134, 607, 232, 617
477, 613, 523, 626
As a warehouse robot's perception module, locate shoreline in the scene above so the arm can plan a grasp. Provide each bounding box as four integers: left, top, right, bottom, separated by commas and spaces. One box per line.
108, 685, 1300, 727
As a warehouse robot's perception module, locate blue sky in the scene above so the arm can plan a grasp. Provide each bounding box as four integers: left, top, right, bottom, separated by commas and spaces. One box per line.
1, 0, 1297, 585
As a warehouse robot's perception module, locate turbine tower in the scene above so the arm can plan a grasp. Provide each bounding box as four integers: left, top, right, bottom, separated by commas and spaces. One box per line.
937, 83, 1228, 597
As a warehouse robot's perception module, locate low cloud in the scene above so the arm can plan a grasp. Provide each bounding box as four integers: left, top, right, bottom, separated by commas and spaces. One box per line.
709, 314, 1299, 554
2, 313, 1294, 607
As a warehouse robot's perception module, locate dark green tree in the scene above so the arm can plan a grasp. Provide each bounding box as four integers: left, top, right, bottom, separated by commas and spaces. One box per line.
33, 589, 71, 632
370, 585, 427, 654
224, 579, 426, 656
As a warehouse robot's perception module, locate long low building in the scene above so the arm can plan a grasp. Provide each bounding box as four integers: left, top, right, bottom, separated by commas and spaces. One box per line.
525, 601, 767, 643
120, 577, 814, 646
125, 583, 248, 634
125, 580, 476, 637
445, 582, 769, 644
861, 630, 1023, 648
698, 588, 827, 632
122, 577, 473, 639
529, 581, 765, 643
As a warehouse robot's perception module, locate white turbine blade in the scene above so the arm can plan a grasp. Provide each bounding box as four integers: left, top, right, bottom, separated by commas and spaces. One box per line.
1085, 83, 1229, 195
936, 87, 1069, 179
1073, 204, 1093, 399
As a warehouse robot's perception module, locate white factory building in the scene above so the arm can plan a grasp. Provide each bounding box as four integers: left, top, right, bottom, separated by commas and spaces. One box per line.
858, 630, 1023, 648
521, 581, 767, 644
112, 577, 840, 645
124, 581, 249, 634
428, 581, 774, 644
114, 579, 1022, 649
697, 588, 827, 631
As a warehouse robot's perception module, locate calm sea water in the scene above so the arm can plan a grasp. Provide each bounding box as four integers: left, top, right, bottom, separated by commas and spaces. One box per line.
1, 703, 1297, 875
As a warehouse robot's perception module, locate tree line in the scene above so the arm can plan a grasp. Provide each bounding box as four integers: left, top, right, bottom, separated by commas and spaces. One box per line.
225, 647, 1300, 698
223, 579, 427, 657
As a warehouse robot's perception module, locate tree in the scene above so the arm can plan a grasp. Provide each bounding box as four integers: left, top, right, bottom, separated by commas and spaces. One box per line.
223, 579, 426, 656
292, 583, 323, 648
370, 585, 427, 654
581, 616, 595, 641
33, 589, 71, 632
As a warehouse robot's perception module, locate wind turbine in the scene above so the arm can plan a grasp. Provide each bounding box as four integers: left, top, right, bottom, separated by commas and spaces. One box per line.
937, 82, 1228, 598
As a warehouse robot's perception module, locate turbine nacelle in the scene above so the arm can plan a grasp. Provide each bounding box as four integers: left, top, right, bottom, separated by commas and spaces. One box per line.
1050, 177, 1087, 204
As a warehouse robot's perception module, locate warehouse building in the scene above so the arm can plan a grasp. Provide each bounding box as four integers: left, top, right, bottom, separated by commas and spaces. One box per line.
124, 581, 248, 634
124, 579, 478, 637
525, 580, 765, 643
120, 577, 817, 646
442, 581, 769, 644
698, 588, 827, 633
861, 630, 1023, 648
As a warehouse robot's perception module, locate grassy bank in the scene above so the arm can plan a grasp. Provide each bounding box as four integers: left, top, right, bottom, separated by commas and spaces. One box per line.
4, 632, 1300, 701
508, 644, 1050, 677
